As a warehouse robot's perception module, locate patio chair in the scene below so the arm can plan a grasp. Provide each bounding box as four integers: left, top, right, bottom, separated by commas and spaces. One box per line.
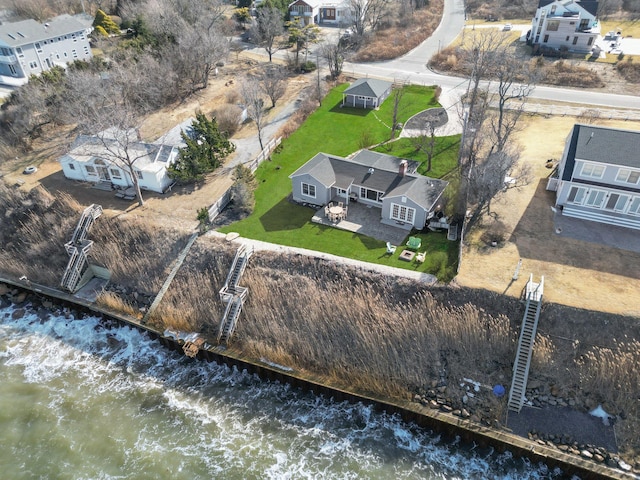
415, 252, 426, 264
338, 201, 344, 208
386, 242, 397, 255
406, 236, 422, 250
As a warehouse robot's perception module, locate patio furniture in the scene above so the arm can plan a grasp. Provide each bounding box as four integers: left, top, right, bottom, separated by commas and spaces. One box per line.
328, 205, 343, 223
386, 242, 397, 254
406, 236, 422, 250
338, 201, 344, 208
415, 252, 426, 264
399, 250, 415, 262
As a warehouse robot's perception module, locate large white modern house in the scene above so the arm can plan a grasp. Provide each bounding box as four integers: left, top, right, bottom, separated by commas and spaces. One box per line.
548, 124, 640, 231
0, 14, 93, 86
530, 0, 599, 54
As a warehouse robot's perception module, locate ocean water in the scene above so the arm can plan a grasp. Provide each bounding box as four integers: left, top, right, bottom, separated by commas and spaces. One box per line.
0, 304, 564, 479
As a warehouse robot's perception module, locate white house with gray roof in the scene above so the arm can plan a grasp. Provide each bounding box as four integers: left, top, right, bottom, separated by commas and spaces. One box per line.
289, 150, 448, 230
549, 124, 640, 230
342, 78, 392, 109
530, 0, 599, 54
0, 14, 92, 86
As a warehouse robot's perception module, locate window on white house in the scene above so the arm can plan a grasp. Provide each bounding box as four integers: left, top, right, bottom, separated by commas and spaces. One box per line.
616, 169, 640, 184
301, 182, 316, 197
580, 163, 605, 178
86, 165, 96, 174
16, 47, 24, 57
567, 186, 587, 204
585, 189, 606, 208
604, 193, 629, 212
391, 203, 415, 223
135, 170, 144, 180
110, 169, 122, 178
69, 164, 76, 170
547, 20, 559, 31
35, 42, 42, 53
629, 198, 640, 215
359, 187, 383, 202
8, 64, 17, 75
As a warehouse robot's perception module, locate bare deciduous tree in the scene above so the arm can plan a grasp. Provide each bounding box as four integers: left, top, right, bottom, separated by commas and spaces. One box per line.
349, 0, 389, 38
241, 78, 267, 150
410, 121, 437, 172
322, 40, 345, 80
390, 81, 406, 139
249, 7, 285, 62
65, 67, 151, 206
257, 65, 287, 108
455, 30, 537, 229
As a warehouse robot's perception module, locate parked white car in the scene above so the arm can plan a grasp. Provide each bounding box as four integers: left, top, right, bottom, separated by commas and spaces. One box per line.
503, 23, 512, 31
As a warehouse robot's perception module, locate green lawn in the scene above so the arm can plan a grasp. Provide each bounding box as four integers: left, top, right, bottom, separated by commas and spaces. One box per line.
220, 84, 460, 281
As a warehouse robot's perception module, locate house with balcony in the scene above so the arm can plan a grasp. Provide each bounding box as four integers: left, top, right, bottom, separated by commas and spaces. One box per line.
0, 14, 92, 86
290, 150, 448, 231
547, 124, 640, 230
288, 0, 351, 26
530, 0, 599, 54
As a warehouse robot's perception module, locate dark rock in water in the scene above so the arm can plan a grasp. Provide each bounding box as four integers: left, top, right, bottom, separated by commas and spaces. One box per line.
12, 308, 25, 319
0, 283, 9, 296
0, 296, 11, 309
13, 292, 27, 304
37, 309, 50, 321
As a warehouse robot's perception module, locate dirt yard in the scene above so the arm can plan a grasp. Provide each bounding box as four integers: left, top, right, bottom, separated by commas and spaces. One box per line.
457, 115, 640, 317
0, 53, 310, 231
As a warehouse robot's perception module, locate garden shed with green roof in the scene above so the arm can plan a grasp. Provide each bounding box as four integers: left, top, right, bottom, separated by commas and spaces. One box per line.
341, 78, 392, 109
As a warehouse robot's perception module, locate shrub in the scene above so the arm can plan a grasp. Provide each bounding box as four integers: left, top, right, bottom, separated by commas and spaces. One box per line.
94, 25, 109, 37
300, 61, 316, 72
213, 104, 243, 137
93, 9, 120, 35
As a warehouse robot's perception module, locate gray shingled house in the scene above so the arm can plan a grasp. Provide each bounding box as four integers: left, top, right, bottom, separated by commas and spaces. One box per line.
0, 14, 93, 86
289, 150, 448, 231
341, 78, 392, 109
548, 124, 640, 230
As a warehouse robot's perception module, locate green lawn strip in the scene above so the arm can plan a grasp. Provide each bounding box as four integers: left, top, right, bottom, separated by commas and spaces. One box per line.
372, 136, 461, 178
220, 83, 460, 280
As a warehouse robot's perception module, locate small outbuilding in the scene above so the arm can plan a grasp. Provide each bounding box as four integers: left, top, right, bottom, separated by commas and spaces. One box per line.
342, 78, 392, 109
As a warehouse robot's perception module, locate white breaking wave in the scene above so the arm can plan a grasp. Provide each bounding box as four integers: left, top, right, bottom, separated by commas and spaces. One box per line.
0, 304, 559, 479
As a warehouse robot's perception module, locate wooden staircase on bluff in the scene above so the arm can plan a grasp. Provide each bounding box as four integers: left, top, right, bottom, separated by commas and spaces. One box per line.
217, 244, 253, 345
508, 274, 544, 413
61, 204, 102, 293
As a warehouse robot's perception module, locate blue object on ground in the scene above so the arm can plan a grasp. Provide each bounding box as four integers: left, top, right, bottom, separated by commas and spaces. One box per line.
493, 385, 506, 397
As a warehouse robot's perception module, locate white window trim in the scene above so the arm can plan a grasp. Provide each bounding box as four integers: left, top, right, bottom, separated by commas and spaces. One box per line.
301, 182, 316, 198
580, 162, 605, 179
616, 168, 640, 185
390, 203, 415, 224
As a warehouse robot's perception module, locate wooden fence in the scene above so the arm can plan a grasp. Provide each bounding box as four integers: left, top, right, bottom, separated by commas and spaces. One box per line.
207, 136, 283, 222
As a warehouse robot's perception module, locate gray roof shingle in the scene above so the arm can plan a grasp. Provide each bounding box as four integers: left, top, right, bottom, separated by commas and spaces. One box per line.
290, 150, 447, 209
572, 124, 640, 169
0, 14, 88, 47
343, 78, 392, 98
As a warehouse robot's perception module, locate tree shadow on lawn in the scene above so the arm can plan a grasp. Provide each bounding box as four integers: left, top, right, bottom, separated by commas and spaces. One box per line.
259, 198, 313, 231
329, 101, 373, 116
510, 179, 640, 279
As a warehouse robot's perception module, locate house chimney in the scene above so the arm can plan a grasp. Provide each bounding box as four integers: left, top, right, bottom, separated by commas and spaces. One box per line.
399, 160, 407, 177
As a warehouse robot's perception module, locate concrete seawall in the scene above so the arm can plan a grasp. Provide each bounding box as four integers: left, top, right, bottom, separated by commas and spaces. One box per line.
0, 275, 633, 480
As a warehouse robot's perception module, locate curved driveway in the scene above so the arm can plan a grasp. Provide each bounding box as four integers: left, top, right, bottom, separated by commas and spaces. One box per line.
343, 0, 640, 111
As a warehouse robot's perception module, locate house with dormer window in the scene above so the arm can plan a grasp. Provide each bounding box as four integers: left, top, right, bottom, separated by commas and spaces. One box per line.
0, 14, 92, 86
530, 0, 599, 54
548, 124, 640, 230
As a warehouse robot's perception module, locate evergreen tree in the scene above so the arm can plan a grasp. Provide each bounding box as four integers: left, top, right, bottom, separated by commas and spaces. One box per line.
168, 113, 236, 182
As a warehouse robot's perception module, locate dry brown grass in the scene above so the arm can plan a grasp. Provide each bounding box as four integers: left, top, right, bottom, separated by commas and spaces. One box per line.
429, 47, 604, 89
96, 291, 141, 319
0, 181, 190, 295
352, 1, 443, 63
3, 181, 640, 458
616, 59, 640, 83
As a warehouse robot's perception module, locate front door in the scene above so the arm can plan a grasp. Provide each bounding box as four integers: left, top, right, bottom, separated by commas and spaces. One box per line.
98, 166, 111, 181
